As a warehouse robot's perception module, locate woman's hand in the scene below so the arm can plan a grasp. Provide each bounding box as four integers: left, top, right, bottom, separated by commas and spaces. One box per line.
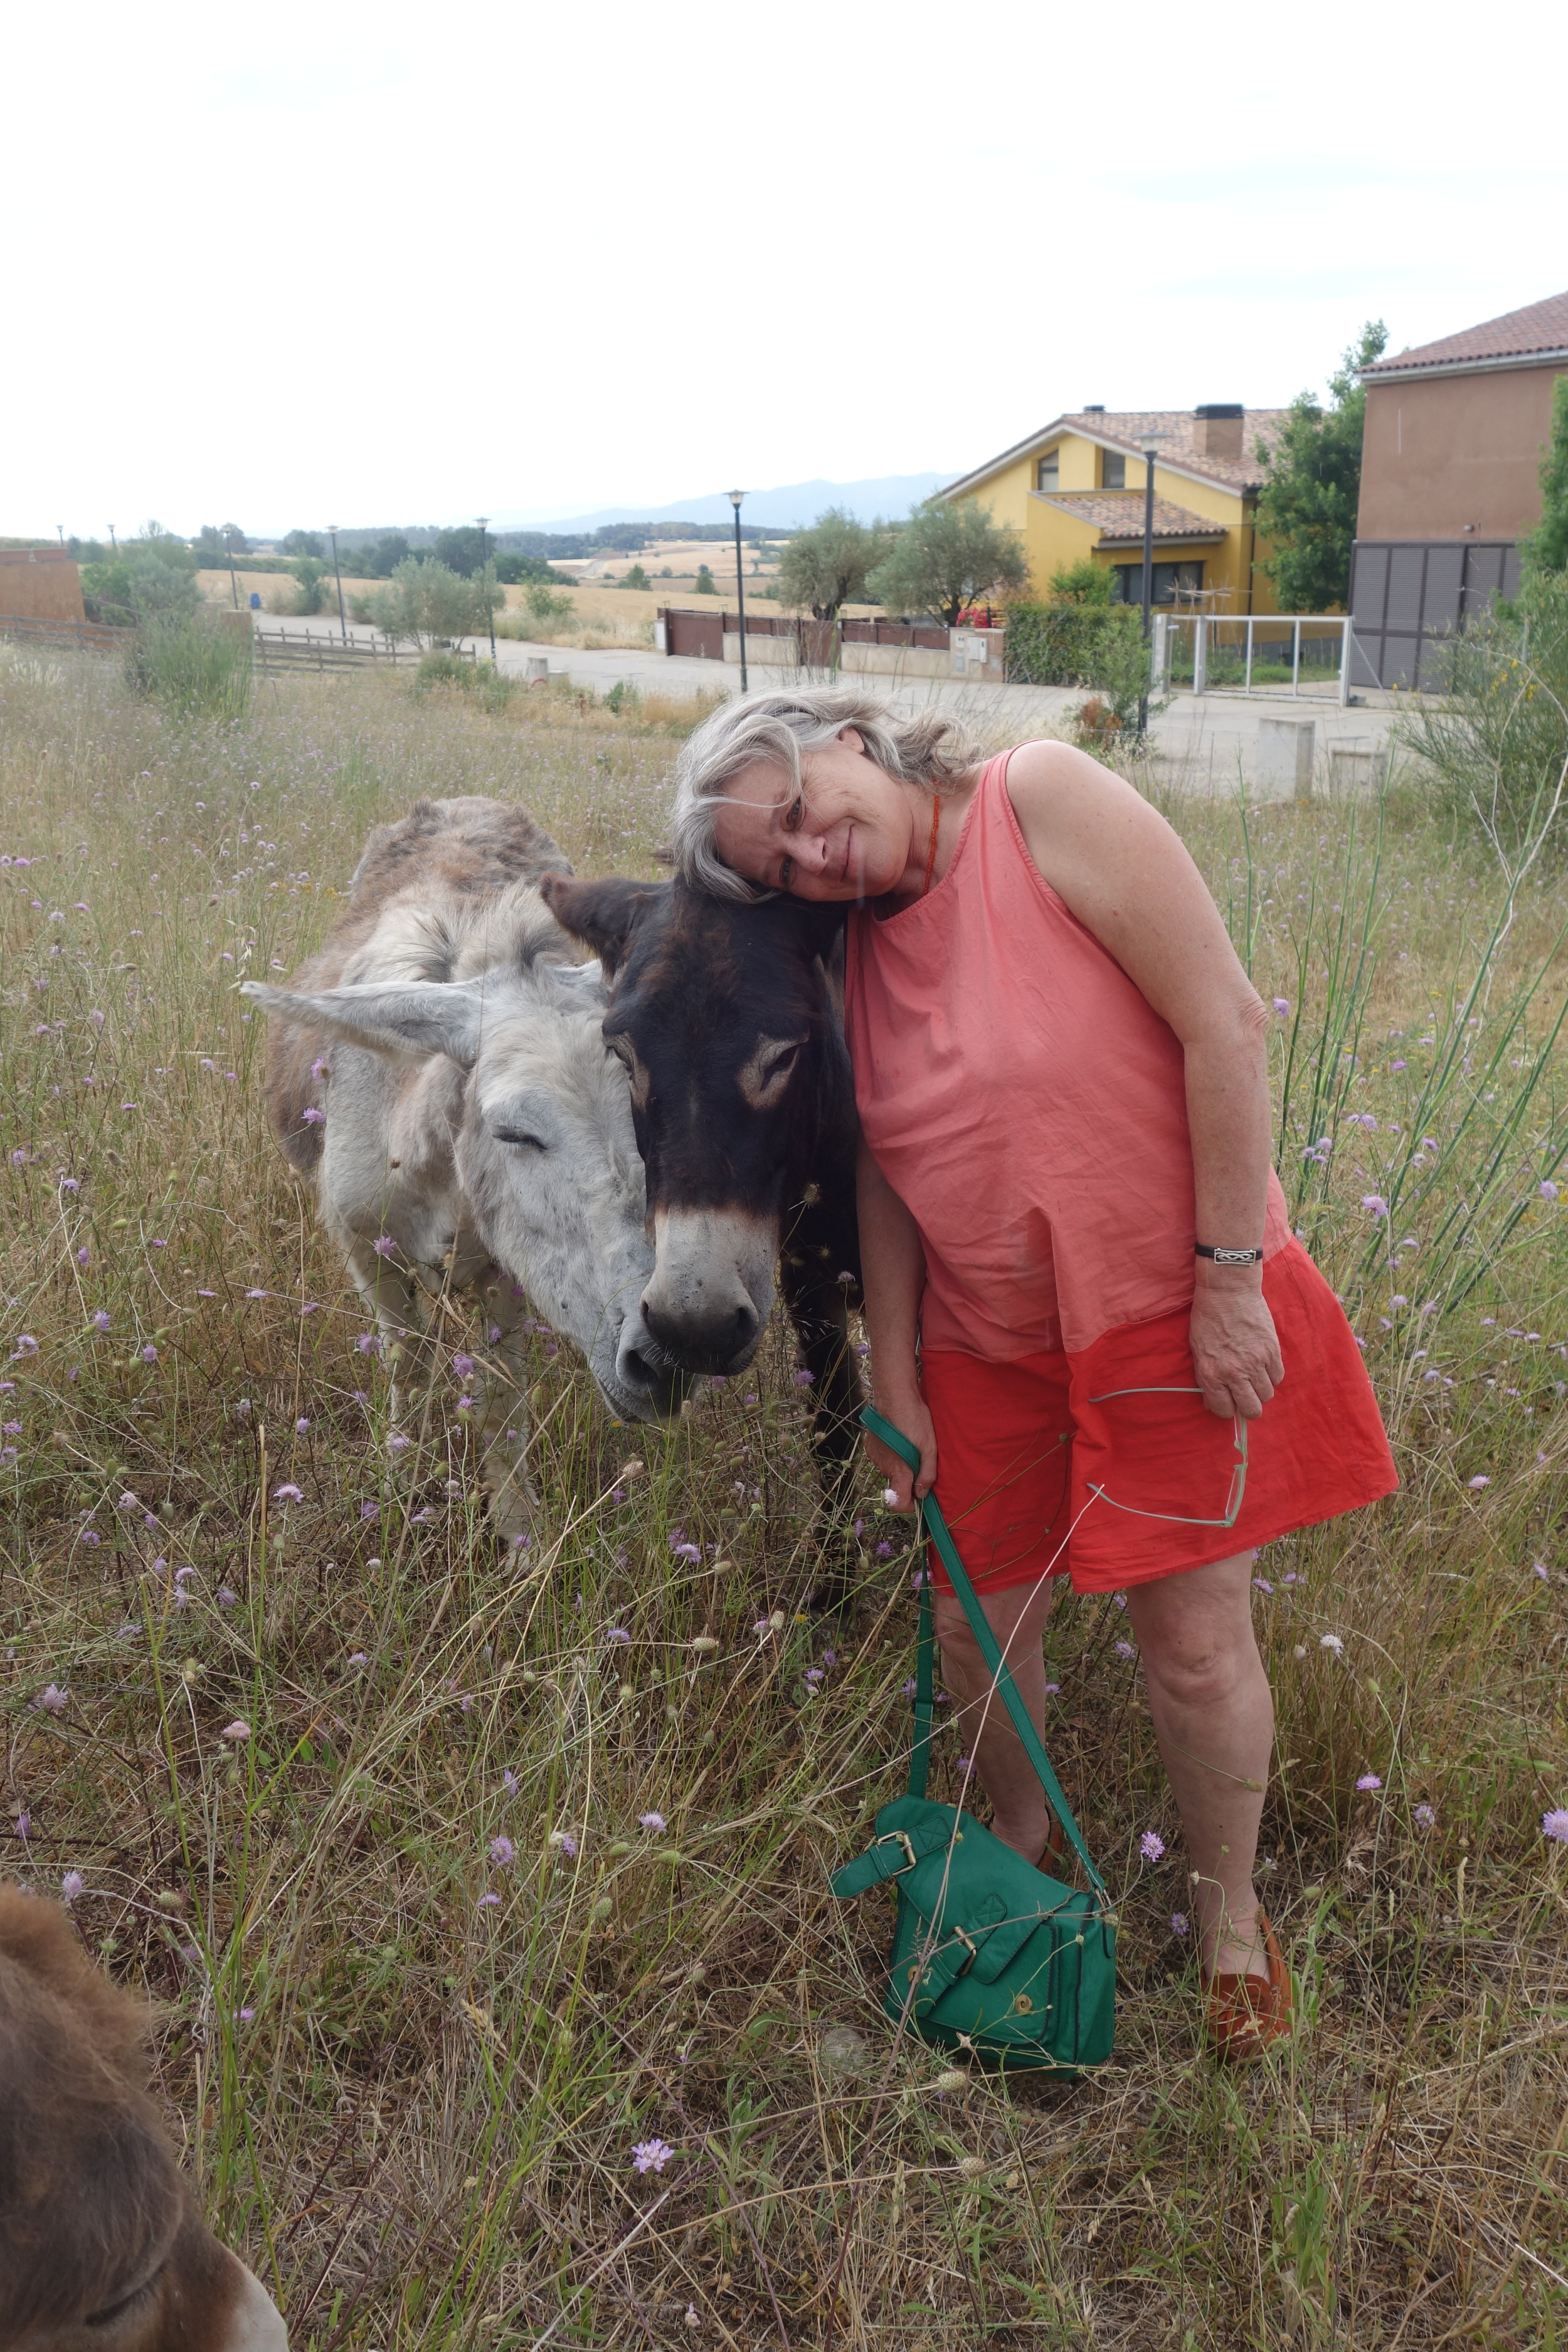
864, 1384, 937, 1510
1189, 1268, 1283, 1420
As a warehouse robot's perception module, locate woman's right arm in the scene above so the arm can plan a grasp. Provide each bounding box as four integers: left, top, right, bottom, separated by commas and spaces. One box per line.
857, 1133, 938, 1507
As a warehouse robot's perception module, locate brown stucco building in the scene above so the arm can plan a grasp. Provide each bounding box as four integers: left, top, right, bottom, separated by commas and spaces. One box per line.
0, 544, 88, 626
1349, 290, 1567, 689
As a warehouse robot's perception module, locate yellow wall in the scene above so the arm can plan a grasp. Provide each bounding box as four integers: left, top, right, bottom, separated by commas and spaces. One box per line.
953, 427, 1280, 613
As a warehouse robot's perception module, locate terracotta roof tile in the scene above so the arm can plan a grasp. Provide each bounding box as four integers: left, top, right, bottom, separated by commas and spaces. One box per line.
1039, 492, 1229, 543
1364, 290, 1568, 376
1055, 410, 1286, 492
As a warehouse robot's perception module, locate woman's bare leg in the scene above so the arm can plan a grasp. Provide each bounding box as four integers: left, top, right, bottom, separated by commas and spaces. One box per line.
1125, 1553, 1273, 1981
931, 1577, 1062, 1863
935, 1554, 1274, 1983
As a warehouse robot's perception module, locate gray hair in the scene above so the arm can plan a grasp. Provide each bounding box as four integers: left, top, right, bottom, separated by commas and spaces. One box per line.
669, 686, 981, 900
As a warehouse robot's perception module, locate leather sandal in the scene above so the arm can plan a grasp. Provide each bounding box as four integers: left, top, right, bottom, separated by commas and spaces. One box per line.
1204, 1910, 1293, 2061
1037, 1809, 1067, 1869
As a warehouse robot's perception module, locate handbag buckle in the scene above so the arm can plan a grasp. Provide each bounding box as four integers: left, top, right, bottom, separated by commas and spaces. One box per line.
949, 1926, 978, 1974
874, 1831, 919, 1873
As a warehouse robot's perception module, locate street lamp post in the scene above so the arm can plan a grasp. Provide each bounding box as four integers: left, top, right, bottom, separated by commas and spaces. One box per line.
327, 526, 347, 643
56, 524, 64, 547
107, 524, 117, 554
477, 517, 497, 665
728, 489, 748, 692
1137, 433, 1164, 737
225, 527, 240, 610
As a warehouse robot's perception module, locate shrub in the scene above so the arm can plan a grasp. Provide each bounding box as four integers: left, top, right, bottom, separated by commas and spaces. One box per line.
288, 556, 329, 617
1519, 374, 1568, 582
82, 538, 200, 629
1397, 572, 1568, 861
368, 558, 492, 648
621, 564, 650, 592
1003, 600, 1155, 726
124, 613, 252, 722
692, 566, 718, 595
280, 529, 326, 560
1047, 556, 1115, 606
526, 584, 575, 622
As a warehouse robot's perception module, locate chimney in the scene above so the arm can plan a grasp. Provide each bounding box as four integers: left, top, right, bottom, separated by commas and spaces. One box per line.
1194, 403, 1244, 460
1083, 403, 1105, 413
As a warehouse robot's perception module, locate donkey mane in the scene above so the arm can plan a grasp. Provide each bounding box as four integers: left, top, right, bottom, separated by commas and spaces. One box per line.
0, 1887, 184, 2336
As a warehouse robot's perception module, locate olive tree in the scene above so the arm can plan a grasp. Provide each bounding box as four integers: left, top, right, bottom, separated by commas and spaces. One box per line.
865, 502, 1028, 627
777, 507, 891, 623
369, 558, 499, 648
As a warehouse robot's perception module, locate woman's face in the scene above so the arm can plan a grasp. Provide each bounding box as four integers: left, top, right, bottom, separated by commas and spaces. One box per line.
709, 728, 919, 900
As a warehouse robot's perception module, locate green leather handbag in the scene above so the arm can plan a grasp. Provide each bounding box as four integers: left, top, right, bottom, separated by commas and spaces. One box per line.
830, 1407, 1116, 2075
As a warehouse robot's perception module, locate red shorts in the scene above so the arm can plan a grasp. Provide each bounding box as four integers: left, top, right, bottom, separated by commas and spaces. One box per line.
919, 1241, 1397, 1596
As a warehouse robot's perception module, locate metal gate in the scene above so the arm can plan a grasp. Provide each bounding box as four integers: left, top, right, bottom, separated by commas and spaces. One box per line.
1348, 539, 1521, 691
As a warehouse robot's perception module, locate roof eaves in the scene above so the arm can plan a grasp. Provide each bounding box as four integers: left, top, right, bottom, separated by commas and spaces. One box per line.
936, 418, 1076, 501
1362, 346, 1568, 384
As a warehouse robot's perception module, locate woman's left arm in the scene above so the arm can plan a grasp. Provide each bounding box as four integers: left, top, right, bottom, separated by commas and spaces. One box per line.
1007, 740, 1284, 1421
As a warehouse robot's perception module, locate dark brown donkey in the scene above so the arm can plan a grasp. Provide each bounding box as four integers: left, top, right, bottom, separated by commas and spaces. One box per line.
540, 874, 865, 1534
0, 1887, 287, 2351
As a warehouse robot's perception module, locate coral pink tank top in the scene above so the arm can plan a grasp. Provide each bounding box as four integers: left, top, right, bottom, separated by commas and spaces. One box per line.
845, 748, 1291, 1363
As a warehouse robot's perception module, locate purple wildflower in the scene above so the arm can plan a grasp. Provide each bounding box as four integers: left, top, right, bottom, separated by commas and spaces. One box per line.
271, 1483, 303, 1503
37, 1685, 68, 1715
1140, 1830, 1166, 1863
489, 1835, 516, 1868
1171, 1912, 1189, 1937
1414, 1804, 1435, 1828
1543, 1809, 1568, 1845
61, 1870, 85, 1903
632, 2137, 674, 2175
640, 1812, 666, 1833
1356, 1773, 1382, 1792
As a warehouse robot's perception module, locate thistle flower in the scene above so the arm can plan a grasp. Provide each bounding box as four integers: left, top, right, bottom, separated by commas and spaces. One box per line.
452, 1352, 475, 1380
90, 1310, 110, 1331
300, 1106, 325, 1125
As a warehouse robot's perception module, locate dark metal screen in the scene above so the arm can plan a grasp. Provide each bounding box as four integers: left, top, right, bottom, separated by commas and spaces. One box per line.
1348, 539, 1521, 690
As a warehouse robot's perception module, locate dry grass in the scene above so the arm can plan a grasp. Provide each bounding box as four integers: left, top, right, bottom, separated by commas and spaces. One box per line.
1, 655, 1566, 2348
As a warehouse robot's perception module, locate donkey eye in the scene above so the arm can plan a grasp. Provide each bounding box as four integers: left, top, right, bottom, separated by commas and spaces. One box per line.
86, 2269, 163, 2328
492, 1128, 548, 1150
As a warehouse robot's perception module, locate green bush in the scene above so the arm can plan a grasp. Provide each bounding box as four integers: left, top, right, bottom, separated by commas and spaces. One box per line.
620, 564, 650, 591
82, 535, 200, 628
288, 556, 329, 617
1004, 600, 1153, 724
368, 558, 496, 647
526, 583, 575, 622
1397, 573, 1568, 859
124, 615, 252, 722
692, 566, 718, 595
1047, 556, 1115, 605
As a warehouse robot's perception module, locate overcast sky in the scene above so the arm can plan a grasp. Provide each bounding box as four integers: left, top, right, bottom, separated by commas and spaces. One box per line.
8, 0, 1566, 539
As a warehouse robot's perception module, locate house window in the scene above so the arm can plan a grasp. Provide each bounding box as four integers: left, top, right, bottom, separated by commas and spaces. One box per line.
1111, 561, 1204, 605
1101, 451, 1126, 489
1036, 450, 1059, 492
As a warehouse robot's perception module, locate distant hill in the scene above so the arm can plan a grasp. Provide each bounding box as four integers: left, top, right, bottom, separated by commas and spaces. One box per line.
488, 474, 955, 533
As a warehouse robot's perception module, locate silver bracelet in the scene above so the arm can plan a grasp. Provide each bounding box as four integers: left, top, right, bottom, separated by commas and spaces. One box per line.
1195, 1243, 1264, 1265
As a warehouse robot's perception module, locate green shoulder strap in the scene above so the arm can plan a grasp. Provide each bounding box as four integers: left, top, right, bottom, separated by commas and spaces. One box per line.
862, 1404, 1108, 1902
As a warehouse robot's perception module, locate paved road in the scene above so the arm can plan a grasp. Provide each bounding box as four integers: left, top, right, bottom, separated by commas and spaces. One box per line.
259, 613, 1403, 793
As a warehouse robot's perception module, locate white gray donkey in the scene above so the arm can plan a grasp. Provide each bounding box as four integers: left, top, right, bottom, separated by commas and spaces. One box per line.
243, 795, 687, 1537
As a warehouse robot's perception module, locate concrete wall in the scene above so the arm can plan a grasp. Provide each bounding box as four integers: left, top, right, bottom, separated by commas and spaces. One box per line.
718, 630, 1005, 679
1358, 364, 1562, 541
0, 548, 86, 623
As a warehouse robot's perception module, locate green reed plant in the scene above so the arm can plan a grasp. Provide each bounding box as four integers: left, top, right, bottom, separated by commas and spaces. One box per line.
124, 611, 254, 723
0, 653, 1565, 2344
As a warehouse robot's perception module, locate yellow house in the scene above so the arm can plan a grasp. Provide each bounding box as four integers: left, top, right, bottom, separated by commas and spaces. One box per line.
938, 405, 1288, 613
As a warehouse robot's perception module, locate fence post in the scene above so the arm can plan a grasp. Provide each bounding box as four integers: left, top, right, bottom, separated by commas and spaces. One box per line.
1291, 618, 1302, 697
1338, 618, 1353, 707
1194, 616, 1208, 696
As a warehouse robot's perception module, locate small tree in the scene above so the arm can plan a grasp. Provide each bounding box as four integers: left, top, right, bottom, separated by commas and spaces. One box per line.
1254, 320, 1388, 612
621, 563, 651, 591
776, 507, 890, 623
1520, 374, 1568, 580
369, 558, 487, 648
281, 529, 326, 560
692, 565, 718, 596
289, 556, 329, 615
865, 502, 1028, 627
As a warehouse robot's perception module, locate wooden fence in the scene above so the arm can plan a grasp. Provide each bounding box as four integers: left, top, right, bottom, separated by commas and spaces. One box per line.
0, 612, 130, 654
252, 627, 437, 674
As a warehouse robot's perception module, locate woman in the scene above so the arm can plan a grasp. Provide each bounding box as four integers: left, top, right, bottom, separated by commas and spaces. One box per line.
669, 689, 1396, 2057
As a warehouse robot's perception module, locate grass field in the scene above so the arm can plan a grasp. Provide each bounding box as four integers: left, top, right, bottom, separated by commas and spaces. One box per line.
1, 648, 1565, 2348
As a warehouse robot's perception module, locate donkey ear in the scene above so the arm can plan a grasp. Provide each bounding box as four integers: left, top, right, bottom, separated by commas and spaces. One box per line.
538, 874, 661, 978
240, 978, 493, 1067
